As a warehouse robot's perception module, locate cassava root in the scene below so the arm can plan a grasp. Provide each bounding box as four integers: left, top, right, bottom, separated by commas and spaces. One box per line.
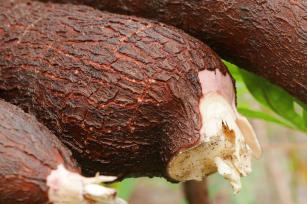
40, 0, 307, 103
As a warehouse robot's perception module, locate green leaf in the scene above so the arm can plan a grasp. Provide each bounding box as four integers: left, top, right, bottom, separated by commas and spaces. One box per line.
304, 109, 307, 127
237, 107, 294, 129
240, 70, 306, 132
223, 60, 307, 133
223, 60, 243, 81
295, 99, 307, 127
238, 70, 269, 107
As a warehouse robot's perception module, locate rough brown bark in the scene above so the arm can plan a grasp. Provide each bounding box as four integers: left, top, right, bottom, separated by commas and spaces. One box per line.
0, 0, 232, 178
0, 100, 79, 204
183, 180, 210, 204
40, 0, 307, 103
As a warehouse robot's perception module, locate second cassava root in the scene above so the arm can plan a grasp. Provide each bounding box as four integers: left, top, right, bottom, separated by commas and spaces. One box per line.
0, 100, 126, 204
0, 99, 78, 204
0, 0, 260, 195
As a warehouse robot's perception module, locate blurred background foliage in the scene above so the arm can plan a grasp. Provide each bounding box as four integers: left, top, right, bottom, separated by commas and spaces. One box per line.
111, 61, 307, 204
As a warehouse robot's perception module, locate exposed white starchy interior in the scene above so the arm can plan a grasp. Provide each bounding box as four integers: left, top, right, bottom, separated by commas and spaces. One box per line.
167, 69, 261, 193
236, 115, 262, 159
47, 164, 127, 204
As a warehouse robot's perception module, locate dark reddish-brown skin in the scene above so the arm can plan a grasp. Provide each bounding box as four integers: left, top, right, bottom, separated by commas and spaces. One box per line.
41, 0, 307, 103
0, 1, 231, 178
0, 100, 79, 204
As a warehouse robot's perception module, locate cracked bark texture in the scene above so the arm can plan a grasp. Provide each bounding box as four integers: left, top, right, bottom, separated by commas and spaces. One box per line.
40, 0, 307, 103
0, 1, 232, 178
0, 100, 79, 204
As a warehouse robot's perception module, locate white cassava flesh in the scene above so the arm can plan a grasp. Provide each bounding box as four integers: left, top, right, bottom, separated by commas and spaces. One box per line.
167, 70, 261, 193
47, 165, 127, 204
